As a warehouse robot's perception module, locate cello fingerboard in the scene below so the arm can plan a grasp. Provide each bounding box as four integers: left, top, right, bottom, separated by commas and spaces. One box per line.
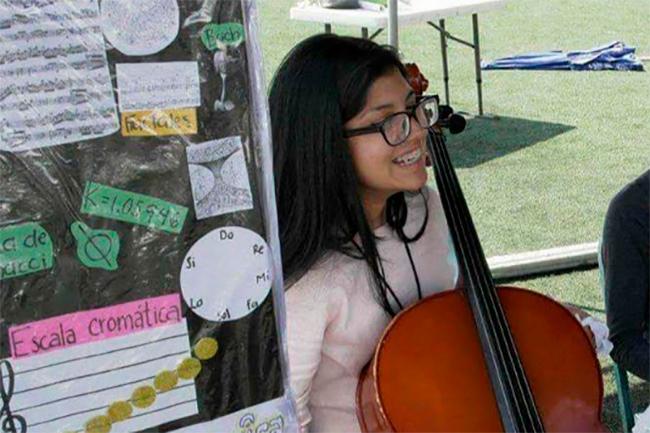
427, 129, 545, 433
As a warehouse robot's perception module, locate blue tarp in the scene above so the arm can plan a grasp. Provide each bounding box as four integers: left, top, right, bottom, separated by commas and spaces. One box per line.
482, 41, 644, 71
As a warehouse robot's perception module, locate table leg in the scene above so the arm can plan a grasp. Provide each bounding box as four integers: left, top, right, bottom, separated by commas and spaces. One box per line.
388, 0, 398, 50
472, 14, 484, 116
325, 23, 332, 34
439, 19, 450, 106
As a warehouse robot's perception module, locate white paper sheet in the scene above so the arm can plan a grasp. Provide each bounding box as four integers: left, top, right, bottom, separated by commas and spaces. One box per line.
116, 62, 201, 112
0, 0, 119, 152
1, 320, 197, 433
172, 396, 296, 433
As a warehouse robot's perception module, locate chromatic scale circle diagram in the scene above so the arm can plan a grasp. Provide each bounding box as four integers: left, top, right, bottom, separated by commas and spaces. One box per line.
180, 226, 272, 322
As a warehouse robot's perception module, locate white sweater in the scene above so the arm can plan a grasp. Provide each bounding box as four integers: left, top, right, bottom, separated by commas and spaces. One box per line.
286, 187, 459, 432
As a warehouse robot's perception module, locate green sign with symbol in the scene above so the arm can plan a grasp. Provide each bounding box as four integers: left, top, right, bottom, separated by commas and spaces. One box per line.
71, 222, 120, 271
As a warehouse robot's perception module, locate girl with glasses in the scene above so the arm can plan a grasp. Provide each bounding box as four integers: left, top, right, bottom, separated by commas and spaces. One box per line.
269, 34, 459, 432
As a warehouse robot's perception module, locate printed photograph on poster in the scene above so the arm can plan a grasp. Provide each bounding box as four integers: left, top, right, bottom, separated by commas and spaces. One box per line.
200, 23, 245, 113
186, 136, 253, 220
182, 0, 218, 28
101, 0, 180, 56
0, 0, 119, 152
212, 49, 236, 112
116, 62, 201, 113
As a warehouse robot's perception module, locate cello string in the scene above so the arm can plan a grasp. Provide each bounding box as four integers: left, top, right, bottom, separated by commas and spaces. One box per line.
429, 133, 532, 430
431, 130, 544, 431
428, 132, 528, 430
432, 133, 542, 432
431, 131, 542, 431
434, 135, 544, 432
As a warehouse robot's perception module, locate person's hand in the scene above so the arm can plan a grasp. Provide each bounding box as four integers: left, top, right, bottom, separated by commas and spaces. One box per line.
563, 303, 596, 350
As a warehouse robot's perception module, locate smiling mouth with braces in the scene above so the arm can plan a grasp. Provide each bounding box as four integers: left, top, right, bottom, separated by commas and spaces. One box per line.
394, 148, 423, 166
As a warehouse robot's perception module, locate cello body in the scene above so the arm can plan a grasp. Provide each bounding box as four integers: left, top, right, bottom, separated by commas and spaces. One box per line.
356, 285, 608, 432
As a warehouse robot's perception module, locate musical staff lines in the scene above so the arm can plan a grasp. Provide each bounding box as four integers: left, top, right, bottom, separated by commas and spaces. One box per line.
0, 320, 198, 433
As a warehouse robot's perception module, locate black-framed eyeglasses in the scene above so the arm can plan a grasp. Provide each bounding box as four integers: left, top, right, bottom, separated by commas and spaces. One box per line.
343, 95, 439, 146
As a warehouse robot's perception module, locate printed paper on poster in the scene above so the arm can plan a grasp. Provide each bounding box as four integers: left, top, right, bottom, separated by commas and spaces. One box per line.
116, 62, 201, 112
0, 0, 119, 152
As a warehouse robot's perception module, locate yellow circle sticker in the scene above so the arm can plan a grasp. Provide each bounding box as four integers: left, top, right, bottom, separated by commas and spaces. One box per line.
107, 400, 133, 422
131, 385, 157, 408
194, 337, 219, 360
154, 370, 179, 392
177, 357, 202, 380
85, 415, 112, 433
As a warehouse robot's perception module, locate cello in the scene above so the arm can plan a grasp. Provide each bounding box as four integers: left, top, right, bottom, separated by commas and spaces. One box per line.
356, 65, 608, 432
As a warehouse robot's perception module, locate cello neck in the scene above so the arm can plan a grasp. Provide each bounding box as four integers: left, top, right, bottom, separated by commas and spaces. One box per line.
427, 129, 545, 433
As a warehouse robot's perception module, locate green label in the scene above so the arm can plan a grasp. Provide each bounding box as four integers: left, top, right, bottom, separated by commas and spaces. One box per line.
81, 182, 188, 234
200, 22, 245, 50
71, 222, 120, 271
0, 223, 54, 281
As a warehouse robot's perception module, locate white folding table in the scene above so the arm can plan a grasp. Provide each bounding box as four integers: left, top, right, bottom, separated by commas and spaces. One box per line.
290, 0, 507, 115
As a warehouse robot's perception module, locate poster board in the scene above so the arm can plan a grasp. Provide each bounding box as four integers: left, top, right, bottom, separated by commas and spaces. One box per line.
0, 0, 297, 431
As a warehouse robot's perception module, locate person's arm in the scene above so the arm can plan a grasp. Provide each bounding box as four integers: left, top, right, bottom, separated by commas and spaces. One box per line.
603, 197, 650, 381
285, 277, 332, 432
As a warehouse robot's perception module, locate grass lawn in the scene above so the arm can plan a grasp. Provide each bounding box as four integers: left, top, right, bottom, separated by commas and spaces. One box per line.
257, 0, 649, 430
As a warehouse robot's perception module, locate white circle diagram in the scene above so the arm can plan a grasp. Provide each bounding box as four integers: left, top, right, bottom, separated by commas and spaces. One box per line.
101, 0, 180, 56
180, 227, 273, 322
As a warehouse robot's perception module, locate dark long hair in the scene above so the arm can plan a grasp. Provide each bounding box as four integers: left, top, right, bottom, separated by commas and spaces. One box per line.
269, 34, 428, 316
